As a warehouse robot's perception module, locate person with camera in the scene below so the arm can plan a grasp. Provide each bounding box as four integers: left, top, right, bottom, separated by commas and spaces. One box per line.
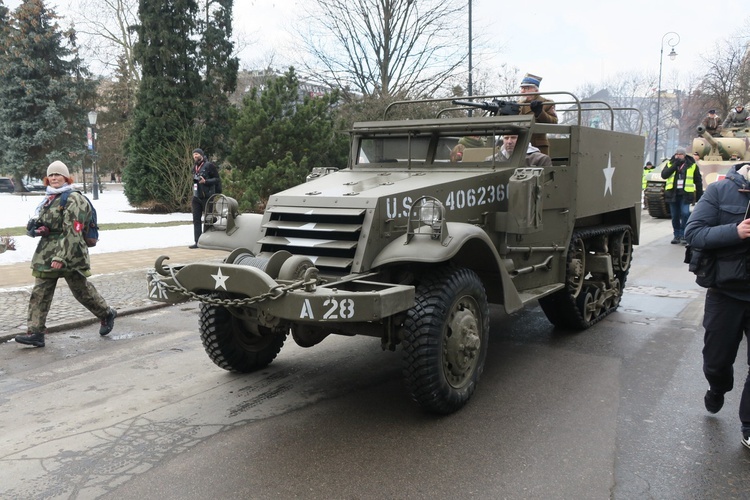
661, 147, 703, 244
14, 161, 117, 348
190, 148, 221, 249
684, 161, 750, 451
518, 73, 558, 156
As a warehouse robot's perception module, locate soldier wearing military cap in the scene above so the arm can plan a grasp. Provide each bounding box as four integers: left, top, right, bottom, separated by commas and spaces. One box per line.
518, 73, 558, 155
702, 109, 722, 136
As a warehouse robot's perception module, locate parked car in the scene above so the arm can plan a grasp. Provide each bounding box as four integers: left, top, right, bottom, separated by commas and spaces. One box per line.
0, 177, 15, 193
24, 179, 46, 192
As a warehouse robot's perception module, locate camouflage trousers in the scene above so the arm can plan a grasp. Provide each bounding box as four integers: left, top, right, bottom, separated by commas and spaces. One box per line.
27, 271, 110, 332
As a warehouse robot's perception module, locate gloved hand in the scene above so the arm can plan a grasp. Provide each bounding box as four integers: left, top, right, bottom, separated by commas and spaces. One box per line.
28, 225, 50, 238
530, 100, 544, 117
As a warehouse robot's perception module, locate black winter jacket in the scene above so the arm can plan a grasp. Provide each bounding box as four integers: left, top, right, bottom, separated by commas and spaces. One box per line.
192, 159, 221, 200
685, 164, 750, 299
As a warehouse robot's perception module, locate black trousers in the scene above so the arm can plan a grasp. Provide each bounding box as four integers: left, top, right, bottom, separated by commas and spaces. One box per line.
191, 197, 206, 244
703, 288, 750, 431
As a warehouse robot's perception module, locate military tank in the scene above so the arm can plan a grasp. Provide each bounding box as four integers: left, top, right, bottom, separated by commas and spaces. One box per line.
147, 92, 644, 414
692, 124, 750, 182
643, 124, 750, 218
643, 159, 671, 219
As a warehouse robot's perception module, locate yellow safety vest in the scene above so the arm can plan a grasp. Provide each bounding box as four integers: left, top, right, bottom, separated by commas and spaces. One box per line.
664, 162, 697, 192
642, 169, 654, 189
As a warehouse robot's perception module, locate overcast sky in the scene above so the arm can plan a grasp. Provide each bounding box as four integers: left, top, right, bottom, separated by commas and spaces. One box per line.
5, 0, 750, 93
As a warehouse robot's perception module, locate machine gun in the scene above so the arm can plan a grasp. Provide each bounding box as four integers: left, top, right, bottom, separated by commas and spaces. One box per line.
452, 99, 520, 116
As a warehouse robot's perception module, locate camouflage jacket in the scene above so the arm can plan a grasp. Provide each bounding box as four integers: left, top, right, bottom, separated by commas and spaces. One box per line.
31, 191, 93, 278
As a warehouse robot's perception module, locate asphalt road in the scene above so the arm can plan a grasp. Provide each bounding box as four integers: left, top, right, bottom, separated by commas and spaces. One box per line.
1, 215, 748, 499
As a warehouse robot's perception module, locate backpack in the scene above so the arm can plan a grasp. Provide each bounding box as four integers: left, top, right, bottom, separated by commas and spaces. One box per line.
60, 190, 99, 247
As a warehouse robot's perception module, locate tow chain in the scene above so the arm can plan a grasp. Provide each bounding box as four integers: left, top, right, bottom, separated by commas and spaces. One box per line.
148, 270, 318, 308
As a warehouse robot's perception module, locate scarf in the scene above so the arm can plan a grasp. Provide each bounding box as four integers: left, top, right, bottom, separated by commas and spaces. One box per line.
35, 184, 74, 216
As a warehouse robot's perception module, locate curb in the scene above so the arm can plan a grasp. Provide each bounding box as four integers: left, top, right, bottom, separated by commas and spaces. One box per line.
0, 302, 174, 345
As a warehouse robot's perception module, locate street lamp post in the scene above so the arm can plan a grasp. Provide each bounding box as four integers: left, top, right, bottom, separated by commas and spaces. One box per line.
654, 32, 679, 163
468, 0, 473, 98
88, 110, 99, 200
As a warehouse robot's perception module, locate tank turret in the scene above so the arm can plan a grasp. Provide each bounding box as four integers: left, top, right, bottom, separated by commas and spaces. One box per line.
692, 125, 750, 185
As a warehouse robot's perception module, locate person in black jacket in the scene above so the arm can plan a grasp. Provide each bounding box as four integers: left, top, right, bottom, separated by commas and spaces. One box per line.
189, 148, 221, 249
684, 162, 750, 451
661, 147, 703, 244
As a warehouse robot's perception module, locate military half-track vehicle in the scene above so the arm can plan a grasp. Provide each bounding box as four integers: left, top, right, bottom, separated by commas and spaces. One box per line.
644, 124, 750, 218
147, 93, 644, 414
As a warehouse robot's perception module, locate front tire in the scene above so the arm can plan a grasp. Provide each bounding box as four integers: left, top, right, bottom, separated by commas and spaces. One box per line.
402, 267, 489, 414
199, 299, 287, 373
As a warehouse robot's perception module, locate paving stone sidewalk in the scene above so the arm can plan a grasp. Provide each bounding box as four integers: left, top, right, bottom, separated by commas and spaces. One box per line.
0, 246, 224, 342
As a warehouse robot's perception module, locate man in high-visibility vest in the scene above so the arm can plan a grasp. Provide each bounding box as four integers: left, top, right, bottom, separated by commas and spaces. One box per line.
661, 147, 703, 244
642, 161, 655, 209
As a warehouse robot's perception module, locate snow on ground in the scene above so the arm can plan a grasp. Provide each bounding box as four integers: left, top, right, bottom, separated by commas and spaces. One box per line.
0, 186, 194, 265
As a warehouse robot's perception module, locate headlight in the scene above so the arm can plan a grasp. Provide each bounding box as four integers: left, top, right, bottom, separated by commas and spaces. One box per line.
419, 200, 441, 226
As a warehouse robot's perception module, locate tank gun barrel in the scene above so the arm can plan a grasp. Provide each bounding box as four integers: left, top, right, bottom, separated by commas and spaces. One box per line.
696, 125, 719, 148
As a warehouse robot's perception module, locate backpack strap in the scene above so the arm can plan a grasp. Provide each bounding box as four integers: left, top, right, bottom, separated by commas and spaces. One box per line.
58, 189, 81, 209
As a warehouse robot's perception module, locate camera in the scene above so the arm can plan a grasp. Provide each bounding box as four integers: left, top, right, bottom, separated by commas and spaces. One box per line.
194, 174, 203, 183
26, 218, 41, 232
26, 218, 49, 238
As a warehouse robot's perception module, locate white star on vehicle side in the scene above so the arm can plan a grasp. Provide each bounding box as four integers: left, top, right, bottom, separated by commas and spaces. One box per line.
603, 152, 615, 196
211, 268, 229, 290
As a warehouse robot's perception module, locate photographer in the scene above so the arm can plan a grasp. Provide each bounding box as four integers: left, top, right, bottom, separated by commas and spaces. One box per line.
684, 161, 750, 451
189, 148, 221, 249
661, 147, 702, 244
15, 161, 116, 348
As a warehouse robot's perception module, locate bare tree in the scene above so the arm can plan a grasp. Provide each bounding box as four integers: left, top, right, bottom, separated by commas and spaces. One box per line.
74, 0, 140, 87
295, 0, 466, 99
698, 36, 750, 116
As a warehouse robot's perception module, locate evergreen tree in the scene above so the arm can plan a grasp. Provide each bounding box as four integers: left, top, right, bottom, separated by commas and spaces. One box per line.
227, 68, 349, 211
0, 0, 95, 189
124, 0, 202, 206
97, 54, 138, 181
196, 0, 238, 160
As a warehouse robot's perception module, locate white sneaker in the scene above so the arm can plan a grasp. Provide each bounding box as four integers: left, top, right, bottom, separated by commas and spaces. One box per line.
742, 434, 750, 451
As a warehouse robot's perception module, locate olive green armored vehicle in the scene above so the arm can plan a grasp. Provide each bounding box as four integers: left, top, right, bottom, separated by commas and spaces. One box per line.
147, 93, 644, 414
644, 124, 750, 218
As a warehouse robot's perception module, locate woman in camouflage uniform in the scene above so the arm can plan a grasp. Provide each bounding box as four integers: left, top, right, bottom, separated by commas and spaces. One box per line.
15, 161, 116, 348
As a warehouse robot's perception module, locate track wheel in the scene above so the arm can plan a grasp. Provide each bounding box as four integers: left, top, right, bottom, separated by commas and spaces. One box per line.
576, 286, 602, 325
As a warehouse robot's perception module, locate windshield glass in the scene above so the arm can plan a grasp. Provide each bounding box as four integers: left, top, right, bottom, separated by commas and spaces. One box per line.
356, 132, 509, 166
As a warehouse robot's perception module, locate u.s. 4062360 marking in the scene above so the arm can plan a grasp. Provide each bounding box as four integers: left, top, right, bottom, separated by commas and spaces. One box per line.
299, 297, 355, 319
386, 184, 508, 218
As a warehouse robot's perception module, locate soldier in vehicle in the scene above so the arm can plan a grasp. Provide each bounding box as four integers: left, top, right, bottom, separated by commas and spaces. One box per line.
661, 147, 703, 244
702, 109, 723, 136
450, 144, 465, 162
485, 135, 551, 166
723, 104, 750, 128
518, 73, 558, 155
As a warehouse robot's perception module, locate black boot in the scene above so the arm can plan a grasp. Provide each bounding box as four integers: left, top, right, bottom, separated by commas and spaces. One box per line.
99, 308, 117, 336
15, 331, 45, 347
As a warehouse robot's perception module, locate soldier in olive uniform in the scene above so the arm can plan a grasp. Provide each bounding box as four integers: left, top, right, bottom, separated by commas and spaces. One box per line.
15, 161, 117, 348
518, 73, 558, 156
